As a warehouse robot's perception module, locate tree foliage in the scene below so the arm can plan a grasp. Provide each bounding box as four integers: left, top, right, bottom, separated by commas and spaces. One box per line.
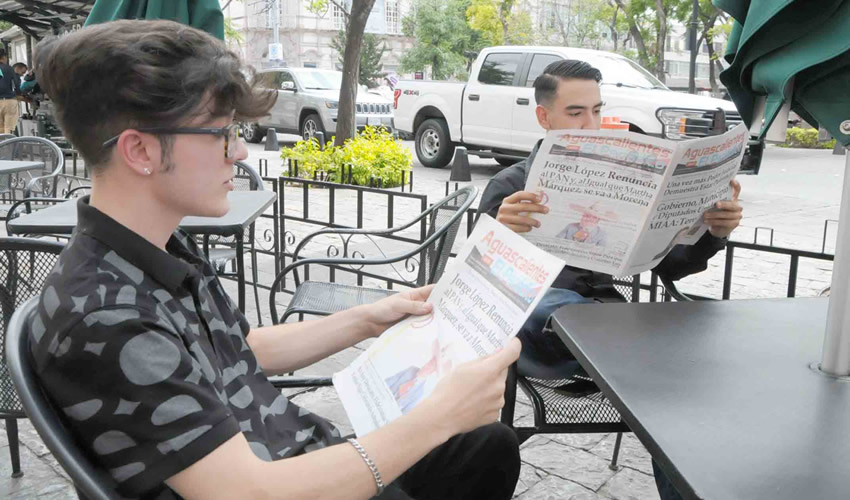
466, 0, 532, 45
400, 0, 483, 80
331, 30, 387, 88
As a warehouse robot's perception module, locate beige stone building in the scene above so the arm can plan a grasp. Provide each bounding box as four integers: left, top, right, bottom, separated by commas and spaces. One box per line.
223, 0, 415, 76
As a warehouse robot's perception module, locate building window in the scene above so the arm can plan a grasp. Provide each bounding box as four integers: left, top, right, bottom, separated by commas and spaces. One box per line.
333, 3, 346, 30
386, 0, 400, 34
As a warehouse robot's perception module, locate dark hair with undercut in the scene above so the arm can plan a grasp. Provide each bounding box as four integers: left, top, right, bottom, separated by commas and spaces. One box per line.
12, 62, 27, 71
36, 19, 276, 171
533, 59, 602, 107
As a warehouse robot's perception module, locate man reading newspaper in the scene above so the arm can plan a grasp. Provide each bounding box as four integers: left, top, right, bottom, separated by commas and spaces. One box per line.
32, 20, 520, 500
477, 59, 743, 500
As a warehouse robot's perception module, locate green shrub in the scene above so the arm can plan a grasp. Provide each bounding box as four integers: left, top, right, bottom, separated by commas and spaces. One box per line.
280, 126, 413, 187
779, 127, 837, 149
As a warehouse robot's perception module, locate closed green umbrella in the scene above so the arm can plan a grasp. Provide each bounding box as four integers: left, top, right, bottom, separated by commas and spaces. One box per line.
84, 0, 225, 40
714, 0, 850, 377
716, 0, 848, 143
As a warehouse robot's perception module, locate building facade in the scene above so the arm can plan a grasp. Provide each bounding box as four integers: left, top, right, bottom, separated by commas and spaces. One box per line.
225, 0, 415, 76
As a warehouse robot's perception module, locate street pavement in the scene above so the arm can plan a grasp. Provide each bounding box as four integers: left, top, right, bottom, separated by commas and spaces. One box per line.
1, 136, 846, 499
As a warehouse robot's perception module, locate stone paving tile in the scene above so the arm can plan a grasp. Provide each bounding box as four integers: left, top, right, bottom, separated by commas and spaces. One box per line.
547, 432, 610, 452
0, 443, 74, 499
597, 466, 662, 500
514, 474, 599, 499
520, 439, 618, 491
589, 433, 654, 476
513, 461, 549, 497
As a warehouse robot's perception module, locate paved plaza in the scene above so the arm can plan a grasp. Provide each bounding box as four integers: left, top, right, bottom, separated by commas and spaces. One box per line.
1, 139, 846, 499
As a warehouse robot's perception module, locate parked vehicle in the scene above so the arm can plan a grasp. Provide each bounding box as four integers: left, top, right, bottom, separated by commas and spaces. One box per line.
394, 46, 762, 174
241, 68, 394, 143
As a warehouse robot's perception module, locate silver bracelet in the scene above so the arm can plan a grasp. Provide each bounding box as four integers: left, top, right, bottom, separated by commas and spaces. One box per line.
347, 438, 385, 495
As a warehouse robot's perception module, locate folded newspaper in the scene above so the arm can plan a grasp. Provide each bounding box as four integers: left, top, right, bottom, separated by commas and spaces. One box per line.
334, 215, 564, 436
524, 123, 748, 276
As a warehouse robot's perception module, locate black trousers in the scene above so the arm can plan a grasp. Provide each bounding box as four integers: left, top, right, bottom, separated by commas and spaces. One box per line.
375, 423, 520, 500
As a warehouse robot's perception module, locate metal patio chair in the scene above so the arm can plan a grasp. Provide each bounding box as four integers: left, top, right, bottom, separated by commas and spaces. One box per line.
0, 137, 64, 220
266, 186, 477, 389
6, 298, 120, 499
500, 273, 696, 469
0, 237, 64, 478
193, 161, 265, 325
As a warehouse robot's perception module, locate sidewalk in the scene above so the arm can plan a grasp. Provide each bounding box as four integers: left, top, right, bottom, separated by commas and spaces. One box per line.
1, 143, 844, 499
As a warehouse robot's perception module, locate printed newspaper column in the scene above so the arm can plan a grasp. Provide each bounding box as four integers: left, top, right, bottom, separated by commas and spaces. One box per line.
522, 128, 677, 275
522, 124, 747, 276
333, 215, 565, 436
625, 124, 747, 274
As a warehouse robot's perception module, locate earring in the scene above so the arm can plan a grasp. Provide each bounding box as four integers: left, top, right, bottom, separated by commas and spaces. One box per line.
143, 168, 151, 175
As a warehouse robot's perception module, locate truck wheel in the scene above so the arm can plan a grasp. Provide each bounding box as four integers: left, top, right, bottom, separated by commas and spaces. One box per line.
415, 118, 455, 169
301, 113, 325, 141
241, 122, 264, 144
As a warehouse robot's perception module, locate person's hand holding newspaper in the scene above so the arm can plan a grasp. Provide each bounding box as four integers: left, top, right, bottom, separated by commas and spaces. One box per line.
363, 285, 435, 337
704, 179, 743, 239
415, 338, 522, 437
496, 191, 549, 233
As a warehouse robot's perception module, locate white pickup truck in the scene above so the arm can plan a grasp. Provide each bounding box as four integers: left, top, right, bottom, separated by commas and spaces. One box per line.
394, 46, 761, 172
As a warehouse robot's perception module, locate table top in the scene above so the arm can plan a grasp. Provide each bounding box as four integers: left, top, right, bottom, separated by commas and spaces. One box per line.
551, 297, 850, 500
7, 190, 277, 236
0, 160, 44, 174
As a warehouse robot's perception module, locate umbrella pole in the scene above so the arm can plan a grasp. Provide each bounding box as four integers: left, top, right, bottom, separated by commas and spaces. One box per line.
822, 151, 850, 376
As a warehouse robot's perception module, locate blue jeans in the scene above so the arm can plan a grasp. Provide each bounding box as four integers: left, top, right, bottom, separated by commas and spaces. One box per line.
516, 288, 592, 379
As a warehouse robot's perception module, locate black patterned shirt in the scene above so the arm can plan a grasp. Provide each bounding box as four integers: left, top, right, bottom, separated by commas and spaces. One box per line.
32, 197, 341, 499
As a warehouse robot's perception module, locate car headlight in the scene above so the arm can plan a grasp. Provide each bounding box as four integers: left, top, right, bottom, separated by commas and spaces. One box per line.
656, 108, 714, 140
325, 101, 339, 109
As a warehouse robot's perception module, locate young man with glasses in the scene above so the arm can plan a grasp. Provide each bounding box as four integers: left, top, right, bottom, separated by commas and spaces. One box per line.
33, 20, 521, 500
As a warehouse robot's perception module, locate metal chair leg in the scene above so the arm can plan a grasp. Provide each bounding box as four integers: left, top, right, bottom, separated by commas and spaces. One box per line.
609, 431, 623, 470
251, 248, 263, 326
6, 418, 23, 478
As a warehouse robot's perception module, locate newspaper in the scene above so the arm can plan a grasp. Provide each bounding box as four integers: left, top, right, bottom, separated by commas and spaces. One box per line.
333, 215, 564, 436
524, 123, 748, 276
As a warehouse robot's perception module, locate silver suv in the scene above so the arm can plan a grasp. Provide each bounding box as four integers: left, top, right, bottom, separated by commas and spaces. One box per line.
241, 67, 394, 143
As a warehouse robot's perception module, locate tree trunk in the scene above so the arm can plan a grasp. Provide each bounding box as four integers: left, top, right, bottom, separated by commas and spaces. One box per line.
613, 0, 651, 69
654, 0, 667, 83
702, 12, 720, 96
334, 0, 377, 147
609, 3, 619, 52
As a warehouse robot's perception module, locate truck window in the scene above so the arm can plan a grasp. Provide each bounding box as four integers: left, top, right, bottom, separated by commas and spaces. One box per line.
478, 53, 523, 86
525, 54, 563, 86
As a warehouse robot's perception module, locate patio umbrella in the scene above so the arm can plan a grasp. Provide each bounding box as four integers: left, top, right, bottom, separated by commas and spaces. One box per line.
715, 0, 850, 146
84, 0, 225, 40
713, 0, 850, 376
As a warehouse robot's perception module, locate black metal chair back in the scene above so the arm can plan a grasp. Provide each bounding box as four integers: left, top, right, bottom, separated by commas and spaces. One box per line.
6, 298, 120, 500
0, 137, 64, 199
0, 237, 64, 478
269, 186, 477, 324
417, 187, 473, 286
0, 237, 64, 416
5, 197, 68, 237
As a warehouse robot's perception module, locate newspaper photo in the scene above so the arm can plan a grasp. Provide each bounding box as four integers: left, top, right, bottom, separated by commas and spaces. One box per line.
524, 123, 748, 275
333, 215, 564, 436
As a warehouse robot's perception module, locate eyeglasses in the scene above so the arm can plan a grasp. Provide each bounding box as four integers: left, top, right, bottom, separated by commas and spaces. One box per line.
102, 123, 241, 159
